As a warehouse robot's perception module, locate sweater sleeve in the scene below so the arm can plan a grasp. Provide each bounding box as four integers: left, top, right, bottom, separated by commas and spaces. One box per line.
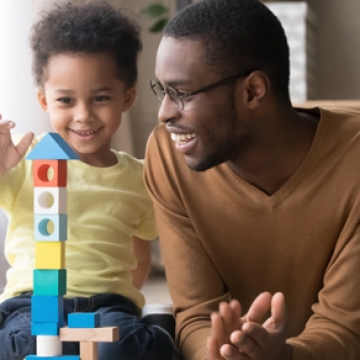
287, 224, 360, 360
144, 129, 230, 360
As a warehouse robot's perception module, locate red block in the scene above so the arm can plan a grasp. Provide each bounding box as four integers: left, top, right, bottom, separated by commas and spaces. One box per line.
33, 160, 67, 187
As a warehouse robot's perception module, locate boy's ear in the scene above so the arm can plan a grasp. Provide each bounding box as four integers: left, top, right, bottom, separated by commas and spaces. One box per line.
122, 86, 137, 112
37, 89, 48, 111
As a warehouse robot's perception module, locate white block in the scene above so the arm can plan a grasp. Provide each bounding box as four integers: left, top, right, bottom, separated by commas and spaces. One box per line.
36, 335, 62, 356
34, 187, 67, 215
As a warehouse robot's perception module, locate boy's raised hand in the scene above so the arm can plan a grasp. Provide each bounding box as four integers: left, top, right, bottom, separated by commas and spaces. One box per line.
0, 115, 34, 178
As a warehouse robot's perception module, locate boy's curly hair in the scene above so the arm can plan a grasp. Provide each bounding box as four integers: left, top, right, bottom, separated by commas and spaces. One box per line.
30, 1, 142, 88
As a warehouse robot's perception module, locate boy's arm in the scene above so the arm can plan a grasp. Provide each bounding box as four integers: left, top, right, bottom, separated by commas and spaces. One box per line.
0, 115, 34, 178
131, 236, 151, 290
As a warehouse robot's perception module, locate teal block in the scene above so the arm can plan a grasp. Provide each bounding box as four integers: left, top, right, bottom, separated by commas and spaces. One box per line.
68, 312, 100, 328
26, 356, 80, 359
31, 295, 64, 326
34, 269, 67, 296
31, 322, 59, 335
34, 214, 67, 241
26, 132, 79, 160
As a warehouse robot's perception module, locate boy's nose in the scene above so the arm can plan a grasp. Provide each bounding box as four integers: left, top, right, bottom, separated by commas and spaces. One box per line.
157, 95, 180, 124
74, 104, 93, 122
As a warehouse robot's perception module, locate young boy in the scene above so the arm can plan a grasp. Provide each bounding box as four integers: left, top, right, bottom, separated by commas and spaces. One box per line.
0, 2, 177, 360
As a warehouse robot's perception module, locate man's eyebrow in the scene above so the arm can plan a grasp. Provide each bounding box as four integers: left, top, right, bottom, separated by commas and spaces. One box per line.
160, 79, 191, 88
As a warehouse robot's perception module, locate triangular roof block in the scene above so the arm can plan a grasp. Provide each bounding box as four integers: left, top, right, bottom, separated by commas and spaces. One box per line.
26, 133, 79, 160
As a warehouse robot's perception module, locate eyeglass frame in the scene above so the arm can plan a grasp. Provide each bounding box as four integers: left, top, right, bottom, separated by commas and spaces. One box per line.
149, 69, 256, 110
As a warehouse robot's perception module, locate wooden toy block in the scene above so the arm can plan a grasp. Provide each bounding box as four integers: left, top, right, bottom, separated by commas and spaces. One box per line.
68, 312, 100, 329
35, 242, 65, 269
26, 356, 80, 360
80, 342, 98, 360
33, 160, 67, 187
34, 187, 67, 215
59, 327, 120, 342
26, 132, 79, 161
33, 269, 67, 296
36, 335, 62, 356
31, 322, 59, 336
35, 214, 67, 242
31, 295, 64, 326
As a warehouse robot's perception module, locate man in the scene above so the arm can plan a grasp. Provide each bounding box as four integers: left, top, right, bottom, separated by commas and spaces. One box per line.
144, 0, 360, 359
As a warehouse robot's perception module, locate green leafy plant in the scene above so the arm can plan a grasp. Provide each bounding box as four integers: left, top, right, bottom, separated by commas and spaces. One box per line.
140, 3, 169, 33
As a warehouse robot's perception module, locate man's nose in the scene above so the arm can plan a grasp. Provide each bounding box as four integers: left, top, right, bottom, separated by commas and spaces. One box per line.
157, 94, 180, 124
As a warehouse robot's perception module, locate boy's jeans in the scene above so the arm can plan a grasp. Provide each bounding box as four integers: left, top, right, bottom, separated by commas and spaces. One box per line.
0, 293, 177, 360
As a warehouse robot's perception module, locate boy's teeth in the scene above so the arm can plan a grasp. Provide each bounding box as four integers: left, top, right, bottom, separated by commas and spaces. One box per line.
171, 133, 196, 143
75, 129, 98, 135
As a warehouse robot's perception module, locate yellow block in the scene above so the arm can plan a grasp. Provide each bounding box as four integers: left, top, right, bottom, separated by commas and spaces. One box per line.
36, 242, 65, 269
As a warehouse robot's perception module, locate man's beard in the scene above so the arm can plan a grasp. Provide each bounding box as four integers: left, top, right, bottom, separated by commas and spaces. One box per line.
188, 97, 243, 172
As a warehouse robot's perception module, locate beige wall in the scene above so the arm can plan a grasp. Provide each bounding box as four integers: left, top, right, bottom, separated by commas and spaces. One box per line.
307, 0, 360, 100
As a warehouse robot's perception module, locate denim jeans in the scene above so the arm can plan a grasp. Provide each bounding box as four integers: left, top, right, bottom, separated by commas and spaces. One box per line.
0, 293, 177, 360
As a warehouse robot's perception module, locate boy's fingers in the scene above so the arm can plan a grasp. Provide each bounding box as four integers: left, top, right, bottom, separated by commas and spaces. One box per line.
0, 120, 15, 133
16, 132, 34, 157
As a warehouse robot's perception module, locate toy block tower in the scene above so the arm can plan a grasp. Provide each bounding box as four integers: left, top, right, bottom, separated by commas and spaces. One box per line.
25, 133, 120, 360
26, 133, 79, 360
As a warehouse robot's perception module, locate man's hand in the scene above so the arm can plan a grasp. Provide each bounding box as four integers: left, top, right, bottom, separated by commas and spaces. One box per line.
0, 115, 34, 178
207, 292, 291, 360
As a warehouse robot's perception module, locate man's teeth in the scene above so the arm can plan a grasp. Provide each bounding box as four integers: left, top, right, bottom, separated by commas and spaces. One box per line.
171, 133, 196, 143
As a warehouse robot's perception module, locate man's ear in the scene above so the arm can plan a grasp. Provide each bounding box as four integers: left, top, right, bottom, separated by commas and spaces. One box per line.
242, 71, 268, 109
37, 88, 48, 111
122, 86, 137, 112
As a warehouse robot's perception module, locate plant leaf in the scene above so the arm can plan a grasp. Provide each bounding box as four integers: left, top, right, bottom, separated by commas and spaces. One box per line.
140, 4, 168, 18
149, 18, 169, 33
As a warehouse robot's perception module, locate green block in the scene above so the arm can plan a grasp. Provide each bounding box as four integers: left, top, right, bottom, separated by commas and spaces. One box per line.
33, 269, 67, 296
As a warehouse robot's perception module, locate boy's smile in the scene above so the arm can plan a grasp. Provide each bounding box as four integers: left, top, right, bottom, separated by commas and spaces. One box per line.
37, 52, 136, 167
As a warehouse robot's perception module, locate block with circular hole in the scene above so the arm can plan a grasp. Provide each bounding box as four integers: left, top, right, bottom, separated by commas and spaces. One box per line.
35, 242, 65, 269
32, 160, 67, 187
33, 269, 67, 296
34, 214, 67, 241
31, 295, 64, 325
34, 187, 67, 215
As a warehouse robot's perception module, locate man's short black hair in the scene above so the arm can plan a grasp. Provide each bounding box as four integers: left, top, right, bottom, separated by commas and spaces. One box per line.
30, 1, 142, 88
164, 0, 290, 101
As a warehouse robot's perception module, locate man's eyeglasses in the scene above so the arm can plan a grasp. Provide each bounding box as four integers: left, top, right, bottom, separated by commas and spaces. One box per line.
149, 70, 255, 111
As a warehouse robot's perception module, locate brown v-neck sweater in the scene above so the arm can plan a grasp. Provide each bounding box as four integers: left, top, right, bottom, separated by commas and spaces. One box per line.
144, 108, 360, 360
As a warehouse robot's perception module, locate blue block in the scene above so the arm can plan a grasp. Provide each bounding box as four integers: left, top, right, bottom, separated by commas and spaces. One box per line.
26, 356, 80, 360
26, 132, 79, 160
68, 312, 100, 328
34, 214, 68, 241
31, 322, 59, 335
31, 295, 64, 326
33, 269, 67, 296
